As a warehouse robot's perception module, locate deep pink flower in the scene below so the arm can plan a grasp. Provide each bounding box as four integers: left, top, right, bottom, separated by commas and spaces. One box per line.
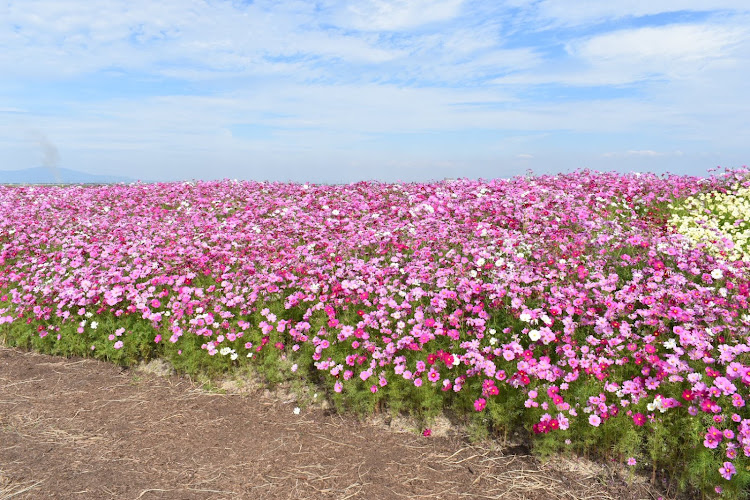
632, 413, 646, 426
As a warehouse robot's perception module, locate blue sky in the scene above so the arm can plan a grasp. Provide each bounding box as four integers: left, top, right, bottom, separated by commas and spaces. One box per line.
1, 0, 749, 183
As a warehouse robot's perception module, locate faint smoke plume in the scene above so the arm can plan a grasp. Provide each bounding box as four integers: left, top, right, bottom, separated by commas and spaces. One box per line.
30, 130, 62, 183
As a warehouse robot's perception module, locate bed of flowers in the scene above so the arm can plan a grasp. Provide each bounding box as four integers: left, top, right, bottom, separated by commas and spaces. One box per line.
1, 168, 749, 498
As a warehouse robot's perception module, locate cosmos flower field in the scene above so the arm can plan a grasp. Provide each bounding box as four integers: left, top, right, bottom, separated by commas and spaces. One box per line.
1, 169, 749, 498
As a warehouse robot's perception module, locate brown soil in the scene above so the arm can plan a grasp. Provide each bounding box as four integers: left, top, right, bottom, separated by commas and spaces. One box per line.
0, 346, 666, 500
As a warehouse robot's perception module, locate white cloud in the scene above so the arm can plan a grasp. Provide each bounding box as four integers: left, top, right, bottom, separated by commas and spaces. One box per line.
1, 0, 407, 79
494, 22, 749, 86
571, 24, 746, 70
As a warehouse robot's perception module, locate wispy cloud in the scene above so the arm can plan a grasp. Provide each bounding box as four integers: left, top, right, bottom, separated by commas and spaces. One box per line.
336, 0, 465, 31
0, 107, 28, 114
520, 0, 750, 29
603, 150, 684, 158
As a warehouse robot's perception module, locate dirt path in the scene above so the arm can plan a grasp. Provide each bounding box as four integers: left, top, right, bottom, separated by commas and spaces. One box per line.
0, 346, 661, 500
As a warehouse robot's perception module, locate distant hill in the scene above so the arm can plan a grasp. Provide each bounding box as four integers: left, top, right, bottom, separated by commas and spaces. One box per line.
0, 167, 140, 185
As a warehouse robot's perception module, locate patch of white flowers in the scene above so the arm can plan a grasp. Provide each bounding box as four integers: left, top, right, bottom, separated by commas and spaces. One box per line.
647, 395, 668, 413
669, 182, 750, 262
219, 346, 238, 360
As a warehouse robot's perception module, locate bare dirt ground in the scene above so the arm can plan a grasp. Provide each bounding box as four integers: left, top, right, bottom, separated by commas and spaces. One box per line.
0, 345, 667, 500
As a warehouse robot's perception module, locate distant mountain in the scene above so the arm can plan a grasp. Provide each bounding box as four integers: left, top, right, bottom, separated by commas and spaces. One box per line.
0, 167, 140, 185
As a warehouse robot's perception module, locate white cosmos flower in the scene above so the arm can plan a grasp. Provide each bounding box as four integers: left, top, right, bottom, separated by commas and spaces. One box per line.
528, 329, 541, 342
711, 269, 724, 280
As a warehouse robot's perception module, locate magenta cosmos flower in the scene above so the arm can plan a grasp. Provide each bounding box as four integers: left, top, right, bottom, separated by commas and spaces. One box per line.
632, 413, 646, 426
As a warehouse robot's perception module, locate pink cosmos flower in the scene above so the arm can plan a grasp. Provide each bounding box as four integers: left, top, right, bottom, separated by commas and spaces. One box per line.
474, 398, 486, 412
704, 426, 723, 449
588, 414, 601, 427
731, 394, 745, 408
718, 461, 736, 480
